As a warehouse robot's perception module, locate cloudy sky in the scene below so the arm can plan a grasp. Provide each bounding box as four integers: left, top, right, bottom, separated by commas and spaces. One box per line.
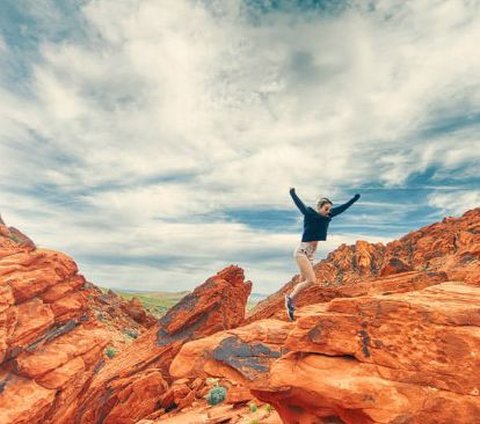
1, 0, 479, 294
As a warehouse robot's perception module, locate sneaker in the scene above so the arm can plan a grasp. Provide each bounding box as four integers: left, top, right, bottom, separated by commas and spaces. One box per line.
284, 294, 295, 321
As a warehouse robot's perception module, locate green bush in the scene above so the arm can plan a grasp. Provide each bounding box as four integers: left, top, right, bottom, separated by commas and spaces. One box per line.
265, 404, 274, 412
124, 328, 139, 339
205, 385, 227, 406
249, 402, 258, 413
105, 347, 117, 359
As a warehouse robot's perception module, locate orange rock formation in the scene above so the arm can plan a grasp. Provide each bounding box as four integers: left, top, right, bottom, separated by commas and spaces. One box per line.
1, 208, 479, 424
74, 265, 252, 423
0, 220, 157, 423
169, 209, 480, 423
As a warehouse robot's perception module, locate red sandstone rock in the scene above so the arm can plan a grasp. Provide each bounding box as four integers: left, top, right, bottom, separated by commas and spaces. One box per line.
73, 265, 251, 423
141, 402, 282, 424
170, 319, 293, 387
13, 327, 109, 379
0, 371, 56, 423
160, 378, 198, 410
102, 370, 169, 424
0, 217, 166, 424
0, 219, 35, 252
190, 377, 205, 392
41, 275, 86, 303
7, 227, 36, 250
121, 297, 157, 327
0, 250, 79, 303
37, 356, 85, 389
1, 209, 480, 424
172, 282, 480, 424
225, 385, 254, 404
10, 298, 55, 347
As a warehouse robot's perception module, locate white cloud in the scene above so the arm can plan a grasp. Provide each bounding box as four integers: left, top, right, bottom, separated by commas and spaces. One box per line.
428, 190, 480, 217
0, 36, 6, 54
5, 0, 480, 189
0, 0, 479, 293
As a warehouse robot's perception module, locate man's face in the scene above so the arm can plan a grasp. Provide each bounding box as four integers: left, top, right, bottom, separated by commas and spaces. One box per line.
318, 203, 332, 217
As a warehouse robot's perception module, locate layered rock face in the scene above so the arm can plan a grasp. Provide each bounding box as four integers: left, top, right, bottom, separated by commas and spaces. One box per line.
170, 208, 480, 424
171, 283, 480, 423
0, 216, 253, 424
74, 265, 252, 423
0, 220, 157, 424
1, 208, 479, 424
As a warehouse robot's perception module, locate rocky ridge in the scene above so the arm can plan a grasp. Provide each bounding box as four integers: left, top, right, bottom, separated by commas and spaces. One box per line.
1, 208, 479, 424
168, 208, 480, 424
0, 218, 156, 423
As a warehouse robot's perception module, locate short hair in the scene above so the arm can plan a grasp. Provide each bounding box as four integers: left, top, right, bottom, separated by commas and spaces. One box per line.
316, 197, 333, 209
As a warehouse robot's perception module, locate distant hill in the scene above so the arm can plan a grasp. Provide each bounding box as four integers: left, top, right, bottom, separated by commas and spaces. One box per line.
105, 288, 268, 317
100, 289, 189, 318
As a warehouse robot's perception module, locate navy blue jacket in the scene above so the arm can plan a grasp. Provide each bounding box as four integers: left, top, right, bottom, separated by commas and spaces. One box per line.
290, 188, 359, 242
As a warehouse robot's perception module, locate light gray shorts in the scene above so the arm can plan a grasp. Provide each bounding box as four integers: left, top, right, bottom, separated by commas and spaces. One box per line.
293, 241, 318, 265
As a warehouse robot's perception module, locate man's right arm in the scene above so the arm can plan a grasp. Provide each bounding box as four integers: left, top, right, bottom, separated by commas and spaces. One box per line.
289, 188, 308, 215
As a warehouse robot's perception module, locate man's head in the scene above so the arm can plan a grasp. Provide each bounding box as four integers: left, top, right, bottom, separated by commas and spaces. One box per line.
316, 197, 333, 216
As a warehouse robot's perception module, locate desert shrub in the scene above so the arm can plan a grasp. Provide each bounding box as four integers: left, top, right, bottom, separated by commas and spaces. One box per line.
124, 328, 139, 339
205, 385, 227, 406
105, 347, 117, 359
249, 402, 258, 413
